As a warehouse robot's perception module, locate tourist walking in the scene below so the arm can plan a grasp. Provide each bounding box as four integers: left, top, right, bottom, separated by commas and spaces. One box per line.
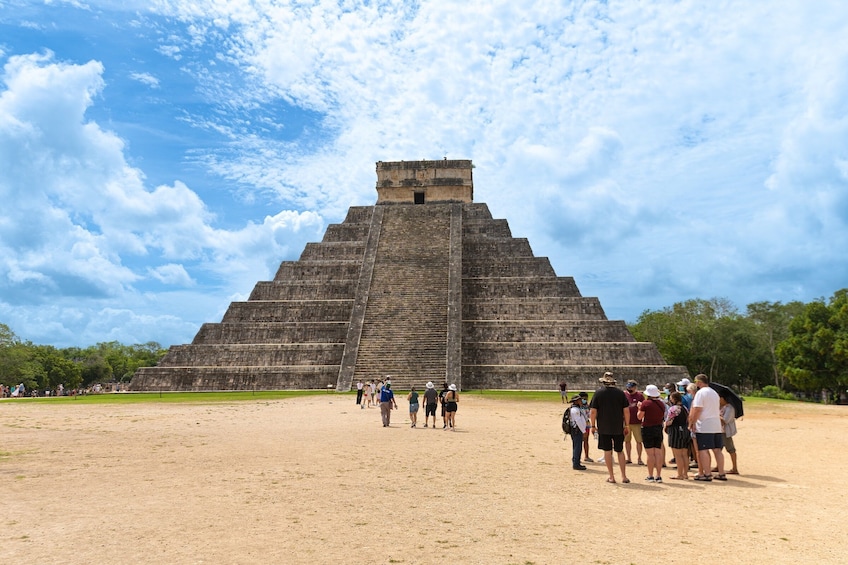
444, 384, 459, 430
407, 386, 420, 428
423, 381, 438, 428
637, 384, 665, 483
559, 380, 568, 403
589, 372, 630, 484
579, 391, 593, 462
356, 379, 364, 405
379, 382, 398, 427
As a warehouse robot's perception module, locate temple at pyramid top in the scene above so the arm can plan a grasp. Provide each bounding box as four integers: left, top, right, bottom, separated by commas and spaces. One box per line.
130, 159, 689, 392
375, 159, 473, 204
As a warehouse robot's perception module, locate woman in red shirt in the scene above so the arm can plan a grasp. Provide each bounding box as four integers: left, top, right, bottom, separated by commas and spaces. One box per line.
637, 385, 667, 483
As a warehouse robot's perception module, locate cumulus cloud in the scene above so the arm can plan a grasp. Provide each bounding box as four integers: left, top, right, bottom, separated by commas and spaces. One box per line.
0, 51, 326, 345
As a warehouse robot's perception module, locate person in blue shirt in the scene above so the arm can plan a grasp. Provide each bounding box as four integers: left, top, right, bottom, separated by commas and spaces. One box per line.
379, 382, 398, 427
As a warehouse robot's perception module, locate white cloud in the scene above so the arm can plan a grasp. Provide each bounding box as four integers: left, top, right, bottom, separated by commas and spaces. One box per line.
129, 71, 160, 88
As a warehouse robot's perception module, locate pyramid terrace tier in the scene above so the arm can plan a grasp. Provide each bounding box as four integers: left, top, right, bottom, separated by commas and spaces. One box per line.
273, 261, 362, 281
463, 297, 607, 320
156, 343, 345, 367
462, 276, 581, 298
221, 300, 354, 323
462, 342, 667, 366
131, 366, 342, 391
193, 322, 349, 344
463, 320, 635, 342
462, 365, 690, 391
249, 280, 357, 301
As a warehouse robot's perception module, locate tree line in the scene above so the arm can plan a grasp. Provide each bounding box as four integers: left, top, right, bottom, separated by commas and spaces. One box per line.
628, 289, 848, 402
0, 323, 167, 393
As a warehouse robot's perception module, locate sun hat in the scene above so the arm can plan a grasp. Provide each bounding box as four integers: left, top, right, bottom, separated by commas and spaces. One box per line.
426, 382, 434, 389
676, 378, 691, 386
644, 384, 661, 398
599, 371, 616, 385
449, 384, 457, 391
570, 394, 582, 403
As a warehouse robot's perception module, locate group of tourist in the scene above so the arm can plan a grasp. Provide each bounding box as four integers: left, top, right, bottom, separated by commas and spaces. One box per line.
355, 378, 459, 430
565, 371, 739, 484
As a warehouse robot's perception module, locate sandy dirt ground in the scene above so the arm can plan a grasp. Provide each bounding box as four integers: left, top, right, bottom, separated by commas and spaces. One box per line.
2, 393, 847, 564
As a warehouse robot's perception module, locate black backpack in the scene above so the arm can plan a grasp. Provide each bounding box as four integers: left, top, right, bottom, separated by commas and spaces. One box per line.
562, 407, 578, 433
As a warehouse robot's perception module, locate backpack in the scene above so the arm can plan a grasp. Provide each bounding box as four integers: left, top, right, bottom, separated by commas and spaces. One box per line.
562, 407, 578, 433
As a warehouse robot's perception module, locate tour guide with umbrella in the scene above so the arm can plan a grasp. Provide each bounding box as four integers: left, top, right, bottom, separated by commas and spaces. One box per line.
709, 382, 744, 418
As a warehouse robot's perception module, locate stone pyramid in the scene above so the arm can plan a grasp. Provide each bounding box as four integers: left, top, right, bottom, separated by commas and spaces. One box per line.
130, 160, 688, 392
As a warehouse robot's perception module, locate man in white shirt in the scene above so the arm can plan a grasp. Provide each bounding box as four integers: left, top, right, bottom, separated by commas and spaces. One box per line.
688, 374, 727, 481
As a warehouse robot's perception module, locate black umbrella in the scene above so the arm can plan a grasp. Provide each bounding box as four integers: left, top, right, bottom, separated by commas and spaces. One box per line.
709, 382, 744, 419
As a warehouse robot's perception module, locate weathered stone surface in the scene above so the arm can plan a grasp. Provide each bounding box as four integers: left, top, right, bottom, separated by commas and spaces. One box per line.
131, 160, 688, 392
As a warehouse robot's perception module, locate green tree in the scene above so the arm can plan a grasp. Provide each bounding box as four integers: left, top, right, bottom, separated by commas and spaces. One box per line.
746, 300, 806, 387
777, 289, 848, 400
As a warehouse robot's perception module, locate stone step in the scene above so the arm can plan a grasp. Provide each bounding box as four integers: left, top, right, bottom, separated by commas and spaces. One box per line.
132, 365, 341, 391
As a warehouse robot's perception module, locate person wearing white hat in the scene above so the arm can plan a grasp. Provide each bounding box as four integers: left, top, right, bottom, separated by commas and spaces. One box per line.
677, 378, 693, 411
637, 384, 666, 483
444, 384, 459, 431
423, 382, 438, 428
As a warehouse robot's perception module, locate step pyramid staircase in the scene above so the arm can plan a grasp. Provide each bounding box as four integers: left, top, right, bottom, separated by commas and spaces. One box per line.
130, 160, 688, 391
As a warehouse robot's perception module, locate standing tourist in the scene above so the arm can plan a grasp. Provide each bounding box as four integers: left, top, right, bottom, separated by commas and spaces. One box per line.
379, 382, 398, 427
688, 374, 727, 481
356, 379, 364, 406
624, 380, 645, 465
444, 384, 459, 430
423, 382, 438, 428
579, 391, 593, 462
589, 372, 631, 484
719, 396, 740, 475
559, 380, 568, 403
407, 386, 420, 428
565, 394, 587, 470
664, 391, 692, 480
637, 384, 665, 483
678, 378, 693, 410
439, 382, 450, 429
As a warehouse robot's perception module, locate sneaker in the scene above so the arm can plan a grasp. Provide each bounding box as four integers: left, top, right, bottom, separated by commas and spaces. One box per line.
584, 457, 594, 462
423, 424, 428, 428
645, 476, 655, 482
655, 477, 663, 483
573, 465, 587, 470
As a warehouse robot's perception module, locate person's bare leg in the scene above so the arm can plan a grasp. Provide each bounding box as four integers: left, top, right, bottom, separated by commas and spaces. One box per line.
698, 449, 712, 476
604, 450, 615, 481
645, 447, 656, 479
673, 448, 689, 478
617, 451, 629, 482
729, 452, 738, 473
713, 448, 725, 475
636, 442, 644, 465
624, 438, 632, 463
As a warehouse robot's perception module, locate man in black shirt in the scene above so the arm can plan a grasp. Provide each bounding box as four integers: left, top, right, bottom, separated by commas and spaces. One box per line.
589, 372, 631, 484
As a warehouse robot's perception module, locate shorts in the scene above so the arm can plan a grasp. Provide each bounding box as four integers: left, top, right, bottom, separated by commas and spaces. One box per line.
409, 403, 419, 414
723, 435, 736, 454
641, 425, 664, 449
626, 423, 643, 444
425, 403, 437, 417
696, 432, 724, 451
598, 433, 625, 453
445, 402, 458, 413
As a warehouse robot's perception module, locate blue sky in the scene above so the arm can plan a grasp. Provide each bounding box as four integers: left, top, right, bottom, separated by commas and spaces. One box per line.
1, 0, 847, 348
